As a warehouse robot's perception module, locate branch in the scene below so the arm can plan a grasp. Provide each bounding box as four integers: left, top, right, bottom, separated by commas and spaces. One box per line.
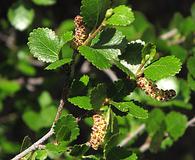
118, 124, 146, 147
11, 86, 68, 160
187, 116, 195, 127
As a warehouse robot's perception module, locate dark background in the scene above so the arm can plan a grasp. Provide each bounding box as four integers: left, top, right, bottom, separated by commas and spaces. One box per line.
0, 0, 195, 160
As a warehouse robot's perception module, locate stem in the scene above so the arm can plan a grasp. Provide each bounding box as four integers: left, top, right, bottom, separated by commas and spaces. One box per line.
118, 124, 146, 147
12, 63, 71, 160
82, 19, 106, 46
11, 128, 54, 160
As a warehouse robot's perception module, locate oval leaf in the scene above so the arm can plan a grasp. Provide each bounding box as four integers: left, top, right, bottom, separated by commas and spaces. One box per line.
28, 28, 61, 63
144, 56, 182, 81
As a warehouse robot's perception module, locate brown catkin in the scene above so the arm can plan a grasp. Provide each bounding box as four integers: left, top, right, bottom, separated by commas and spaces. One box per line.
136, 76, 176, 101
73, 15, 88, 47
88, 114, 107, 150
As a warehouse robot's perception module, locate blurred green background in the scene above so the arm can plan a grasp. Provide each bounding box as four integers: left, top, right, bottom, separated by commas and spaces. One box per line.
0, 0, 195, 159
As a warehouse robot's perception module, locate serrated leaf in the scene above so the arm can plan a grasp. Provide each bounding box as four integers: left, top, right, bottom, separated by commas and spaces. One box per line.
90, 83, 107, 110
93, 28, 127, 49
80, 0, 110, 29
79, 46, 119, 69
54, 114, 79, 142
28, 28, 61, 63
32, 0, 56, 6
46, 141, 68, 154
68, 96, 93, 110
146, 109, 165, 136
8, 2, 34, 31
187, 56, 195, 78
111, 101, 148, 119
69, 144, 89, 156
106, 5, 134, 26
144, 56, 182, 81
169, 45, 187, 63
45, 58, 72, 70
165, 112, 187, 141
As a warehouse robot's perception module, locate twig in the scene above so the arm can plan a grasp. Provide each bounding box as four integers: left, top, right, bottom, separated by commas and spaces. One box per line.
11, 86, 67, 160
160, 28, 178, 40
11, 128, 54, 160
187, 116, 195, 127
118, 124, 146, 147
139, 136, 151, 153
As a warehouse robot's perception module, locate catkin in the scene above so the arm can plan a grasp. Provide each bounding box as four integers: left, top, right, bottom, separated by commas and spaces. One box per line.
73, 15, 88, 47
88, 114, 107, 150
137, 76, 176, 101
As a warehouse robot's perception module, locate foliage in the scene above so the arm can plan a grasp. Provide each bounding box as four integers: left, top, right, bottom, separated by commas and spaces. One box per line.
0, 0, 194, 160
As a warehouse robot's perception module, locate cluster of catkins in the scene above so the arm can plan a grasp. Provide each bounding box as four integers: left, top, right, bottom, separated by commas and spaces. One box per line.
137, 76, 176, 101
88, 114, 107, 150
73, 15, 88, 47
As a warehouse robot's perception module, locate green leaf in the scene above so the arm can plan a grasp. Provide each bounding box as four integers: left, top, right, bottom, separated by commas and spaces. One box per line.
106, 146, 132, 160
161, 137, 173, 150
106, 5, 134, 26
32, 0, 56, 6
79, 46, 118, 69
8, 2, 34, 31
35, 150, 47, 160
188, 73, 195, 91
165, 112, 187, 141
0, 78, 21, 95
90, 83, 107, 110
117, 40, 145, 76
22, 111, 43, 131
144, 56, 182, 81
146, 109, 165, 136
62, 31, 74, 44
45, 58, 72, 70
68, 96, 93, 110
191, 2, 195, 19
93, 28, 127, 49
123, 153, 138, 160
69, 144, 89, 156
111, 101, 148, 119
141, 42, 156, 66
187, 56, 195, 78
28, 28, 61, 63
179, 17, 195, 36
38, 91, 52, 109
150, 122, 166, 153
79, 75, 89, 86
46, 141, 68, 155
54, 114, 79, 142
169, 45, 187, 63
80, 0, 110, 29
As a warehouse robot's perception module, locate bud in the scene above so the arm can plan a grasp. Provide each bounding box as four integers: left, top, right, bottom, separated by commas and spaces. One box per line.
105, 8, 113, 18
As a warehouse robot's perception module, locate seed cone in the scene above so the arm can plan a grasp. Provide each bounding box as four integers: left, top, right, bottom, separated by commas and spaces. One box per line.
88, 114, 107, 150
73, 15, 88, 47
136, 76, 176, 101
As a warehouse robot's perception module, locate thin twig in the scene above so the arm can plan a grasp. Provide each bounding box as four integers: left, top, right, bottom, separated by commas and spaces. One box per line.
11, 128, 54, 160
139, 136, 151, 153
11, 85, 68, 160
160, 28, 178, 40
118, 124, 146, 147
187, 116, 195, 127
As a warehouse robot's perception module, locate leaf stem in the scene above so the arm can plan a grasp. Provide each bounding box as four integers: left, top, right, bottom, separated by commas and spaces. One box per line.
82, 19, 107, 46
